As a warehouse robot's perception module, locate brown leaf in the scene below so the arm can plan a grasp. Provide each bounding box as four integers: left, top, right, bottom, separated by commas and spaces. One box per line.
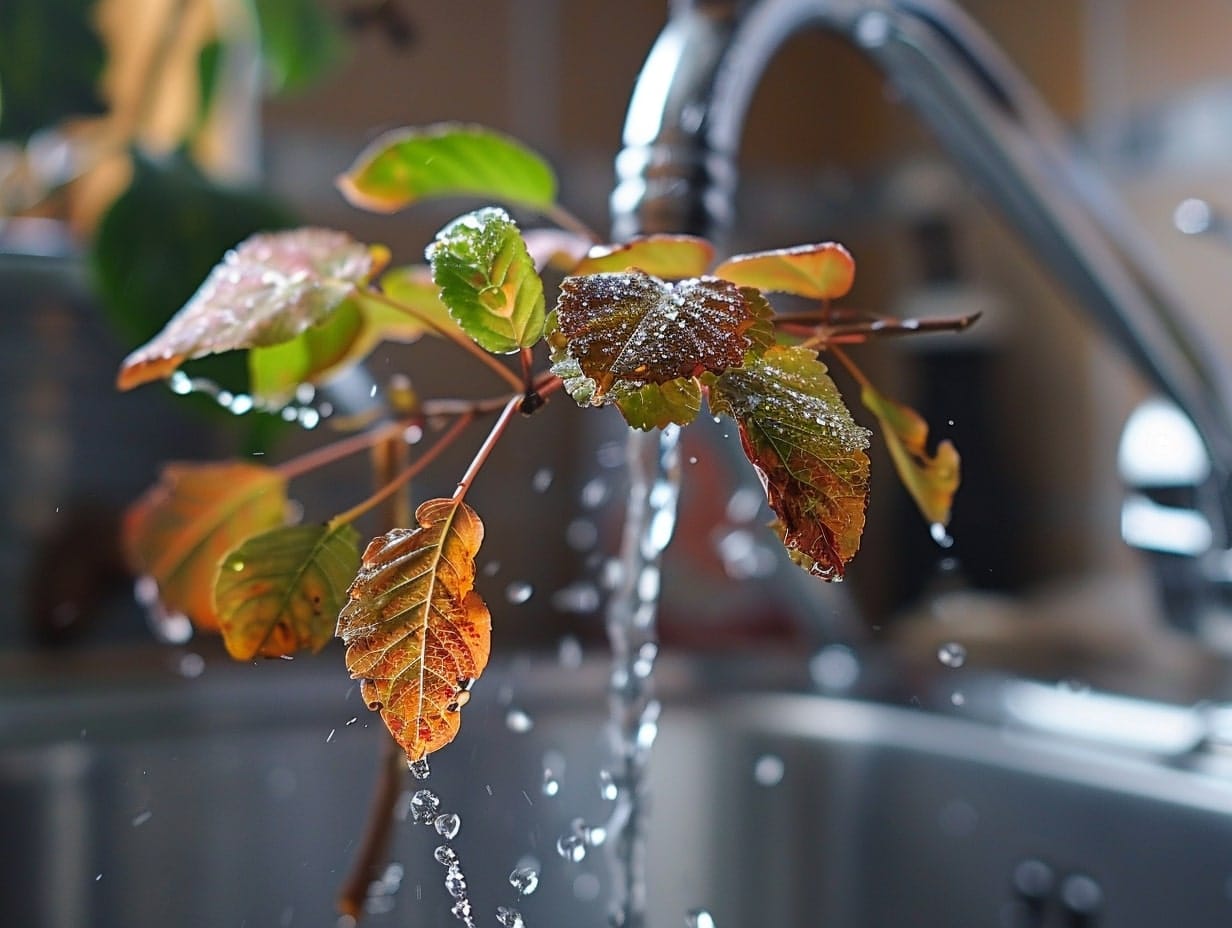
711, 346, 871, 579
123, 463, 288, 631
336, 498, 491, 762
117, 228, 385, 390
553, 271, 760, 401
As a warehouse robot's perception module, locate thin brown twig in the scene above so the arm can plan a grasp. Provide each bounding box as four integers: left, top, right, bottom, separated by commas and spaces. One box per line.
452, 395, 523, 503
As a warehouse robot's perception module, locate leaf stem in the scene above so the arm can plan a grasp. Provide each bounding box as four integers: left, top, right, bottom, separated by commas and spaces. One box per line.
277, 418, 410, 481
363, 287, 523, 391
452, 395, 523, 504
828, 345, 871, 389
545, 203, 602, 245
331, 413, 476, 528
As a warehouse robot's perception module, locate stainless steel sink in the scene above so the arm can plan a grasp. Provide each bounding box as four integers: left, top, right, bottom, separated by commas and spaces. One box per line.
4, 647, 1232, 927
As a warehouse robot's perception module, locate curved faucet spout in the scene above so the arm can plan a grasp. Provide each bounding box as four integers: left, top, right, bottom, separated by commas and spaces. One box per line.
611, 0, 1232, 545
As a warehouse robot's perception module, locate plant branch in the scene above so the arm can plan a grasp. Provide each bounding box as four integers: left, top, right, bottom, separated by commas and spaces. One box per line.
545, 203, 602, 245
331, 412, 476, 527
452, 395, 523, 504
363, 287, 523, 391
277, 418, 410, 481
828, 344, 871, 389
335, 728, 404, 921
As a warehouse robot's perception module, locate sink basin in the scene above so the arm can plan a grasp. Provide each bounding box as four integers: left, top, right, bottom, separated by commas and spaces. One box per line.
3, 646, 1232, 927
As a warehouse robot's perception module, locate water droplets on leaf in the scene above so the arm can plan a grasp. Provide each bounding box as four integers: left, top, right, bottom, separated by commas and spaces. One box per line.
937, 642, 967, 669
509, 865, 540, 896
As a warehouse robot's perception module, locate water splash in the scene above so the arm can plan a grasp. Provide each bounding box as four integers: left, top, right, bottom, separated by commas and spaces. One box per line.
601, 423, 681, 928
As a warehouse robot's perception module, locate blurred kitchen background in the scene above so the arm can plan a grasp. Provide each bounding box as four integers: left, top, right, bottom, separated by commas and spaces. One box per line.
3, 0, 1232, 689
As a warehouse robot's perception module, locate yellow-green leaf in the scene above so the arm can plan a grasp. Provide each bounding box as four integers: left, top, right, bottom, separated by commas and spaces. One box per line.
711, 346, 871, 579
336, 498, 491, 762
123, 463, 288, 631
427, 207, 545, 354
215, 521, 361, 660
574, 235, 715, 279
861, 382, 960, 526
337, 123, 557, 214
117, 229, 386, 390
714, 242, 855, 301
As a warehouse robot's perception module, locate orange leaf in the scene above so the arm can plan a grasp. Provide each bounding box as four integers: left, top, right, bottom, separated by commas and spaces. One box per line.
574, 235, 715, 279
711, 346, 871, 579
714, 242, 855, 300
337, 498, 491, 762
123, 462, 288, 631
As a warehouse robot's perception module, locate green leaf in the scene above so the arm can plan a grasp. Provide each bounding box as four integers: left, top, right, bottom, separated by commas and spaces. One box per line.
215, 520, 361, 660
711, 346, 871, 579
714, 242, 855, 301
337, 123, 557, 214
123, 462, 289, 632
574, 235, 715, 279
117, 226, 386, 390
378, 264, 461, 335
0, 0, 106, 140
861, 382, 960, 526
427, 207, 545, 354
252, 0, 347, 94
552, 271, 761, 402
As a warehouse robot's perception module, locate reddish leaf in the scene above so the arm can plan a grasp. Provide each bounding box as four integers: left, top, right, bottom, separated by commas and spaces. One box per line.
862, 383, 960, 526
714, 242, 855, 301
552, 271, 761, 402
574, 235, 715, 279
123, 463, 288, 631
711, 346, 871, 579
117, 228, 386, 390
336, 499, 491, 762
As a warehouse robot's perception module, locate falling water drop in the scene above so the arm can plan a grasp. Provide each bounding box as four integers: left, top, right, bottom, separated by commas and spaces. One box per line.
557, 635, 584, 668
951, 691, 966, 707
505, 708, 534, 733
496, 906, 525, 928
435, 813, 461, 840
808, 644, 860, 691
598, 769, 619, 801
410, 789, 441, 824
177, 652, 206, 678
937, 642, 967, 669
930, 522, 955, 549
409, 758, 431, 780
509, 866, 540, 896
541, 750, 565, 797
505, 582, 534, 605
686, 909, 717, 928
531, 468, 554, 493
556, 834, 587, 862
581, 476, 610, 509
435, 846, 459, 867
445, 868, 468, 899
752, 754, 785, 787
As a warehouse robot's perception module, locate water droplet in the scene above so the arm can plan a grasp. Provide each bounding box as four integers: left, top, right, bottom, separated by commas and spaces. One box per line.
551, 582, 600, 614
177, 652, 206, 678
632, 641, 658, 678
450, 898, 473, 921
937, 642, 967, 668
410, 789, 440, 824
598, 769, 619, 801
509, 865, 540, 896
131, 810, 153, 827
445, 868, 468, 899
542, 772, 560, 797
557, 635, 584, 668
573, 873, 601, 901
556, 833, 586, 862
496, 906, 525, 928
951, 691, 966, 707
686, 908, 717, 928
505, 708, 534, 733
715, 529, 777, 579
808, 644, 860, 691
434, 845, 459, 867
753, 754, 785, 786
542, 749, 565, 797
565, 518, 599, 551
435, 813, 461, 839
409, 757, 431, 780
505, 582, 534, 604
580, 476, 609, 509
531, 468, 554, 493
930, 522, 955, 548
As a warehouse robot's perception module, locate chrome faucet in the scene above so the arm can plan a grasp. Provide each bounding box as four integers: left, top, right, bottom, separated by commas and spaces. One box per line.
610, 0, 1232, 639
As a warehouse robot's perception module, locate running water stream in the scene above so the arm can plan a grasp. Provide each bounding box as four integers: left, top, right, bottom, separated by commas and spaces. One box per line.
601, 423, 682, 928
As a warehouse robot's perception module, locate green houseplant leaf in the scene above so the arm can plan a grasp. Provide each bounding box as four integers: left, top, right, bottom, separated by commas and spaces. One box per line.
550, 271, 765, 404
123, 462, 288, 631
337, 123, 557, 214
861, 382, 960, 526
711, 346, 871, 579
337, 498, 492, 762
117, 227, 387, 390
714, 242, 855, 300
427, 207, 546, 354
215, 520, 361, 660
